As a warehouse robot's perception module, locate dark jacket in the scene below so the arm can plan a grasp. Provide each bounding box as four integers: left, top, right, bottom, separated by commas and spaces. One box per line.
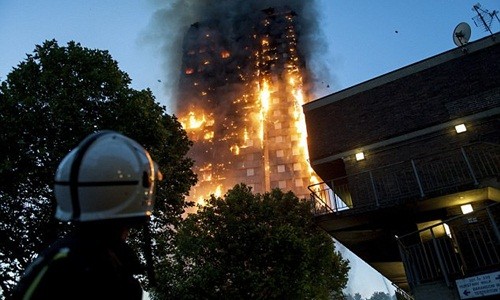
11, 232, 144, 300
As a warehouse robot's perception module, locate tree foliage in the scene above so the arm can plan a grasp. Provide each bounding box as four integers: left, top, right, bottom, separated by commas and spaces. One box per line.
368, 291, 394, 300
153, 184, 350, 299
344, 291, 397, 300
344, 293, 365, 300
0, 40, 197, 296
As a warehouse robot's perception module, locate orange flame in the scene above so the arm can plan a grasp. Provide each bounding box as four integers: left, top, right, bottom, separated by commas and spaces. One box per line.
185, 24, 321, 208
258, 79, 271, 144
230, 145, 240, 155
180, 111, 206, 129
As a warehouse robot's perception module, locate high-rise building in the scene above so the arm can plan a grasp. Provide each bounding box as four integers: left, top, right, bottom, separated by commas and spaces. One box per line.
176, 6, 318, 204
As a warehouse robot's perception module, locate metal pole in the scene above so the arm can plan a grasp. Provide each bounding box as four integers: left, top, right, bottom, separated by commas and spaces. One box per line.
486, 206, 500, 243
330, 180, 337, 212
397, 237, 415, 291
473, 4, 494, 35
461, 147, 478, 186
411, 160, 425, 198
431, 228, 451, 287
369, 171, 379, 207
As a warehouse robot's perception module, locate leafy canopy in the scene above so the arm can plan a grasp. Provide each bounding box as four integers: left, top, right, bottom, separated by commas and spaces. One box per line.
153, 184, 350, 299
0, 40, 197, 296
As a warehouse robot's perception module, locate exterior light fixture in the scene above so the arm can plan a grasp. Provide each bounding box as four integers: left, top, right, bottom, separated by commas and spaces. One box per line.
460, 204, 473, 215
355, 152, 365, 161
455, 123, 467, 133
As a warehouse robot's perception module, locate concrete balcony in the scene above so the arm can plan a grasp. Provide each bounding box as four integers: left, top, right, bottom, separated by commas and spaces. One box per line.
308, 142, 500, 293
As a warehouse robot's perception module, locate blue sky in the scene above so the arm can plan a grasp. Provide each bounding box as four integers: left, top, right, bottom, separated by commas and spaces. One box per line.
2, 0, 498, 112
1, 1, 499, 298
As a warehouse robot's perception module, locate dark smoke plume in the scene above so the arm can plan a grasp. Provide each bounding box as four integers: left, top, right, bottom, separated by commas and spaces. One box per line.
145, 0, 330, 112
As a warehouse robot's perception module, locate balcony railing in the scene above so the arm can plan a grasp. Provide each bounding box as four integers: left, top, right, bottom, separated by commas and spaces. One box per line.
396, 202, 500, 289
308, 143, 499, 216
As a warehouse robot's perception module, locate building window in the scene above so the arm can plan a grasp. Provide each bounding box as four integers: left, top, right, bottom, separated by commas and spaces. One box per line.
293, 163, 301, 171
292, 148, 299, 156
295, 179, 303, 187
276, 136, 283, 142
247, 168, 254, 176
279, 180, 286, 189
276, 150, 284, 157
277, 165, 285, 173
274, 122, 282, 129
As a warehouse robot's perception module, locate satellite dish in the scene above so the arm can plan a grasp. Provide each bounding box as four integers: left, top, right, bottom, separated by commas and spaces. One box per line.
453, 22, 471, 46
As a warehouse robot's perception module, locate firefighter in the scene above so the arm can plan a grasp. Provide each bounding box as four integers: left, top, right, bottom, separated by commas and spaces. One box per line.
11, 131, 162, 300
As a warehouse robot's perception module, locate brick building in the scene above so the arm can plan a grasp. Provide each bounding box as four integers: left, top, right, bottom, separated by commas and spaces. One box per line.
304, 33, 500, 299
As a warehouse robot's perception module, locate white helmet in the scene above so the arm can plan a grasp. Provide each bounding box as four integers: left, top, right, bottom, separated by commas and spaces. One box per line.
54, 131, 161, 222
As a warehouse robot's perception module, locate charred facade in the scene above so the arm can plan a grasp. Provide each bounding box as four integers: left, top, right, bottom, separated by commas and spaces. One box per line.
177, 7, 318, 204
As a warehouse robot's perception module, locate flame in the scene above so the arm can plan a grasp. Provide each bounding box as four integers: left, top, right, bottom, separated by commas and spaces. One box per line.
179, 110, 216, 142
191, 183, 223, 211
213, 185, 222, 198
199, 163, 212, 172
197, 196, 206, 207
260, 79, 270, 113
258, 79, 271, 143
204, 131, 214, 140
180, 111, 206, 129
285, 72, 319, 190
243, 128, 249, 142
230, 145, 240, 155
183, 15, 321, 208
310, 174, 320, 186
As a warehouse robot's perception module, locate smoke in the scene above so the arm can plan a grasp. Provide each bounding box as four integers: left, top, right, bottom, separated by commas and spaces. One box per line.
144, 0, 330, 111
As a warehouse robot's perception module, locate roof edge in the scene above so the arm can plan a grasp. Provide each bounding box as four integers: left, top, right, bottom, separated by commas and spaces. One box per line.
304, 33, 500, 112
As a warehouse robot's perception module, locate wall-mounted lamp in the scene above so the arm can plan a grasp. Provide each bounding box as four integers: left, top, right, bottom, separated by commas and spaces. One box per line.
455, 123, 467, 133
460, 203, 473, 214
355, 152, 365, 161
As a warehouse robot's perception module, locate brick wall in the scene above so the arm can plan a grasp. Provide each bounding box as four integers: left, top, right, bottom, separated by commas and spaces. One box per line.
305, 37, 500, 180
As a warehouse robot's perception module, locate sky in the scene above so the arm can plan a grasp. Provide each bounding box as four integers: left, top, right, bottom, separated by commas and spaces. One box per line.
1, 0, 499, 298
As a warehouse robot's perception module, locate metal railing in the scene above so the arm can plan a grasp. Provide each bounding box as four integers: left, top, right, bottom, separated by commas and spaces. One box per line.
392, 283, 415, 300
396, 202, 500, 289
308, 143, 499, 216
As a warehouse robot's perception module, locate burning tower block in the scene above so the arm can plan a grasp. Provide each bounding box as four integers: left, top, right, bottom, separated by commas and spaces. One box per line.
177, 6, 319, 205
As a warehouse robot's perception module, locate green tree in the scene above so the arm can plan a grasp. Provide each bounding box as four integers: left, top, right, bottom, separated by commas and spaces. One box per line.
0, 40, 197, 296
369, 291, 393, 300
355, 293, 365, 300
344, 293, 365, 300
154, 184, 350, 299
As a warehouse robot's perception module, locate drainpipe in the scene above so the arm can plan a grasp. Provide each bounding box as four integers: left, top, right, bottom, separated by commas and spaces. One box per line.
369, 171, 379, 207
411, 160, 425, 198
